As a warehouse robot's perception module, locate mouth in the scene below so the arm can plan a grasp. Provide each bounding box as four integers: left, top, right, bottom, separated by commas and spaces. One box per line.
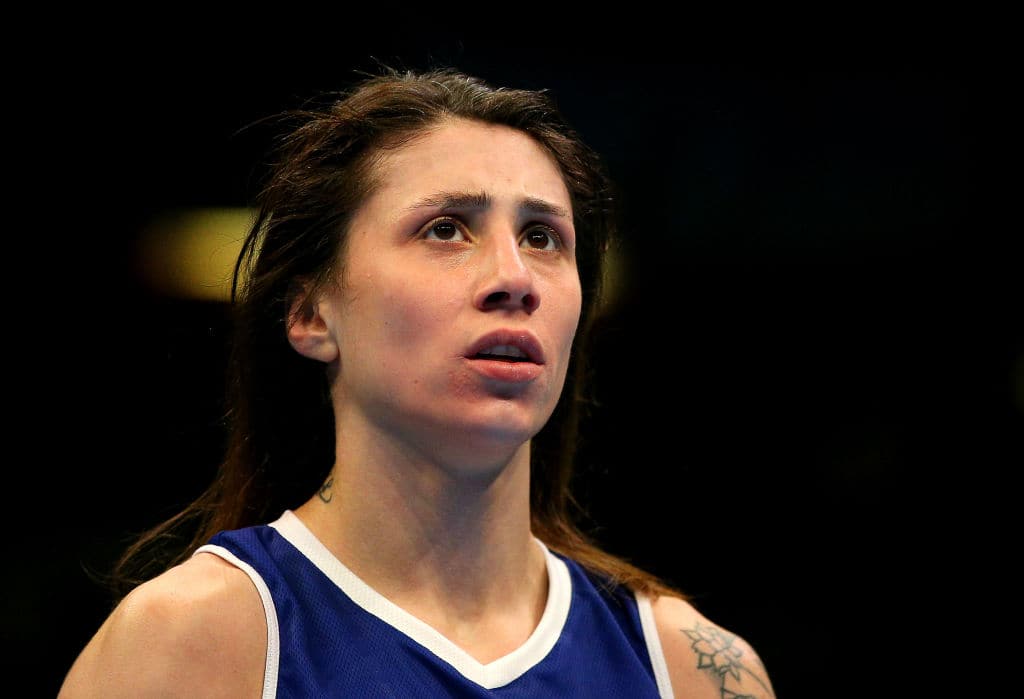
472, 344, 532, 363
466, 331, 545, 365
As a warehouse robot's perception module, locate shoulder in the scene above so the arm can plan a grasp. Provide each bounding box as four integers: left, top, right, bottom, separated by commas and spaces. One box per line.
648, 593, 776, 699
59, 551, 267, 698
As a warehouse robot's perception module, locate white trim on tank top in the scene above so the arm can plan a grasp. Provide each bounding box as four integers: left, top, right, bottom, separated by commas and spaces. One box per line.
196, 511, 675, 695
270, 508, 572, 690
636, 592, 676, 699
192, 544, 280, 699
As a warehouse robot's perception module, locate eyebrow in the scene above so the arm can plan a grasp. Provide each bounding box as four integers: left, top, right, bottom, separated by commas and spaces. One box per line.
403, 190, 572, 220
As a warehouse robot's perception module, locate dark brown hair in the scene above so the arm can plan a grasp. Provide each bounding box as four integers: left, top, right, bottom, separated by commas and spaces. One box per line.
113, 65, 681, 601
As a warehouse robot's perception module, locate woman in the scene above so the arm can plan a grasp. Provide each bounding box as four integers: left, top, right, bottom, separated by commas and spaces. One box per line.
60, 66, 776, 698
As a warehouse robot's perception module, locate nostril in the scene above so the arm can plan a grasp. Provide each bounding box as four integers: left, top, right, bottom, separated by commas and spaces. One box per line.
480, 290, 538, 312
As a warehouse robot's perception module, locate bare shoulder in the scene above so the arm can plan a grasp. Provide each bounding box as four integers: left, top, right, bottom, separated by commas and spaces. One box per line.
650, 594, 776, 699
59, 552, 267, 698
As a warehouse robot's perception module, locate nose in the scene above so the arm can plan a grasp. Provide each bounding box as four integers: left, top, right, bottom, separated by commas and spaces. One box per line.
473, 231, 540, 314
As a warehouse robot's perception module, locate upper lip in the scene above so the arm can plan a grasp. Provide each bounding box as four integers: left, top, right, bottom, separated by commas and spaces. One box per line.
466, 330, 545, 364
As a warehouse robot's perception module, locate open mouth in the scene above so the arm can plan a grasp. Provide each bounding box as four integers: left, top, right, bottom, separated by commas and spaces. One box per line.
473, 345, 532, 362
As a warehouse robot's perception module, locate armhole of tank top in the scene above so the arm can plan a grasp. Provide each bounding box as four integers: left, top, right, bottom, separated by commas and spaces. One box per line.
635, 592, 676, 699
194, 544, 280, 699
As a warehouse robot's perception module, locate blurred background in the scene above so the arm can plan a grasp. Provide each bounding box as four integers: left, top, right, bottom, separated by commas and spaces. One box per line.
15, 23, 1014, 698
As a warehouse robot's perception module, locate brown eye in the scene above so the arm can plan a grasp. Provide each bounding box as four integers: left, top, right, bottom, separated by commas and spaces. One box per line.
424, 219, 464, 242
522, 227, 559, 251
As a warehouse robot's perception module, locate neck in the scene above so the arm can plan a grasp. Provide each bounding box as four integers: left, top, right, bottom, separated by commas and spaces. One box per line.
293, 419, 548, 659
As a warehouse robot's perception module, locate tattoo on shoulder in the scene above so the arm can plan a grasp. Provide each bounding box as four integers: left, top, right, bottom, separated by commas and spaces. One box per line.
318, 476, 334, 503
681, 621, 775, 699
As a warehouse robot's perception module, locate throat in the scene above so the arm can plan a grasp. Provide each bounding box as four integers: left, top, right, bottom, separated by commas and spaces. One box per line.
396, 550, 551, 665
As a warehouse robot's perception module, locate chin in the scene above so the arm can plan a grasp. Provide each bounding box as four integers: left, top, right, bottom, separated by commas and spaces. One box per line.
428, 416, 539, 468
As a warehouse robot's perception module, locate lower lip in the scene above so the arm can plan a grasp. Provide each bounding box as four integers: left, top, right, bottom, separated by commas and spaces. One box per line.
466, 358, 543, 383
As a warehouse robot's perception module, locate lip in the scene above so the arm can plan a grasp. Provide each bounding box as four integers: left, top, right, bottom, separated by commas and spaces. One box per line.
464, 330, 545, 384
465, 330, 545, 365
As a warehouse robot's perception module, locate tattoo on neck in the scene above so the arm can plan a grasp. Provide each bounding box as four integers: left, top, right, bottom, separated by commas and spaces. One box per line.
318, 476, 334, 503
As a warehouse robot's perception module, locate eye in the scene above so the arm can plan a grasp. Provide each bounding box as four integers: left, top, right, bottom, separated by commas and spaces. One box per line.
521, 225, 560, 251
422, 218, 468, 242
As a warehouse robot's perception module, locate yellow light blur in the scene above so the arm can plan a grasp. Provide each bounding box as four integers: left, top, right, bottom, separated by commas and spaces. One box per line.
138, 208, 255, 302
598, 242, 627, 317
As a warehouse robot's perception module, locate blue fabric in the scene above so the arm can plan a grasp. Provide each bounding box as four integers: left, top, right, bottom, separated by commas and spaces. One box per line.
208, 524, 661, 698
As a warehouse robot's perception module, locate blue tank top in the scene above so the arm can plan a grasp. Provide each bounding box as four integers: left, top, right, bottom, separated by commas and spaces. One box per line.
195, 510, 674, 698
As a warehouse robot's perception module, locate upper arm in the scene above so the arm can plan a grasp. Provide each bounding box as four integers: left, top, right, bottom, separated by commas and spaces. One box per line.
59, 553, 268, 699
650, 594, 776, 699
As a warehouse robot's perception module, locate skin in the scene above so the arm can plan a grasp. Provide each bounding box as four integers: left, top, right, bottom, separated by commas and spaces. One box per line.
652, 596, 777, 699
59, 118, 775, 698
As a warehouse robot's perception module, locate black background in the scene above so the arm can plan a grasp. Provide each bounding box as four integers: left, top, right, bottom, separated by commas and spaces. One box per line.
16, 24, 1015, 699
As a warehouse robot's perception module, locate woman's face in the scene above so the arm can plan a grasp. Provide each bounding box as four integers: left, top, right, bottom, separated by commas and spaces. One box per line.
321, 118, 582, 466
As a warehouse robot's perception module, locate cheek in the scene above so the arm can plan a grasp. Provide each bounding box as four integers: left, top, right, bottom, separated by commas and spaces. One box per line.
359, 272, 462, 361
445, 366, 480, 401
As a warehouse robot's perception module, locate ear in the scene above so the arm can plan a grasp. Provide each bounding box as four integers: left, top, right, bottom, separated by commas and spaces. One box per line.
286, 282, 340, 364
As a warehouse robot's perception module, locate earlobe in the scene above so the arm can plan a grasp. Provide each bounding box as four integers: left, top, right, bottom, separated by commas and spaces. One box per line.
286, 288, 339, 364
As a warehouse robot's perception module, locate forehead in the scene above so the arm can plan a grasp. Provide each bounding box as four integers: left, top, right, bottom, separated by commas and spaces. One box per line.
367, 119, 572, 210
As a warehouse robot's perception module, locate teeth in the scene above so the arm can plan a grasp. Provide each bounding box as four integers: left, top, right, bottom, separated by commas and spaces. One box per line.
481, 344, 527, 358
